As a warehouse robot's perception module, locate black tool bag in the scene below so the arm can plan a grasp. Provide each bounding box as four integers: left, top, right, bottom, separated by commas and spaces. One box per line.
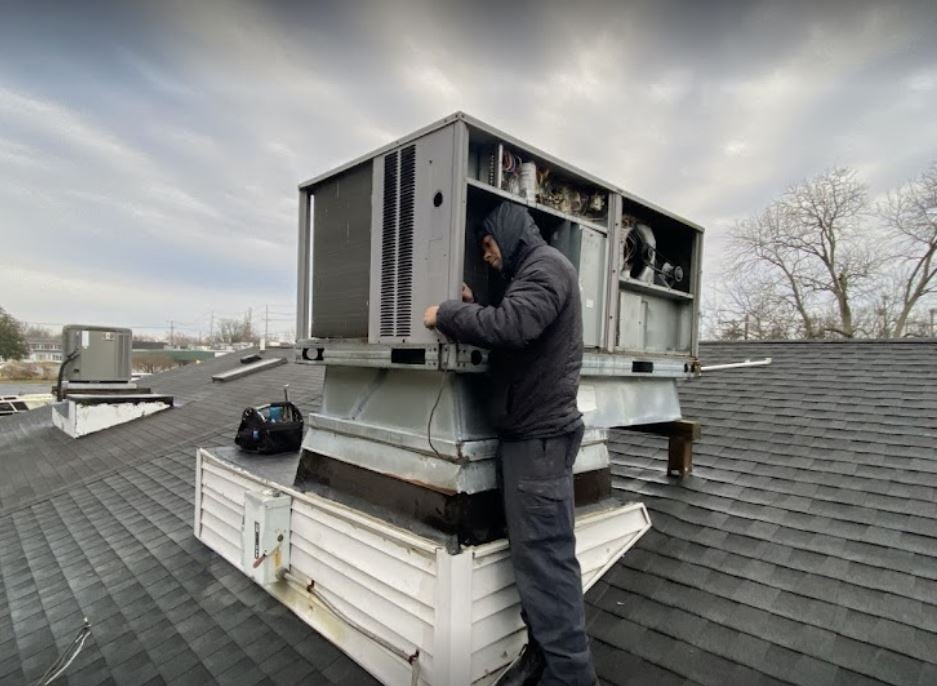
235, 401, 304, 454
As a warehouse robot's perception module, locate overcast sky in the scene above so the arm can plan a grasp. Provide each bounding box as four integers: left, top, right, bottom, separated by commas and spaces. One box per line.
1, 0, 936, 340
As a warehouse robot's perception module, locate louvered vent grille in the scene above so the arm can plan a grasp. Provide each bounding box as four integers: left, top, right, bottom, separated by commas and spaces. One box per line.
379, 150, 398, 336
396, 146, 415, 336
379, 145, 416, 338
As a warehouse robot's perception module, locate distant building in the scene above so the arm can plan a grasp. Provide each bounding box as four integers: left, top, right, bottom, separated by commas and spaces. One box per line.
25, 336, 62, 362
131, 340, 168, 351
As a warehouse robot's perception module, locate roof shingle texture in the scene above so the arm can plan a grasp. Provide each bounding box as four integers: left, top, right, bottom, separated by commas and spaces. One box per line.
0, 351, 377, 685
2, 340, 935, 685
595, 340, 937, 686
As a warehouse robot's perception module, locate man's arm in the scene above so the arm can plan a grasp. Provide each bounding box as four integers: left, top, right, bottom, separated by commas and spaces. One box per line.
434, 266, 567, 350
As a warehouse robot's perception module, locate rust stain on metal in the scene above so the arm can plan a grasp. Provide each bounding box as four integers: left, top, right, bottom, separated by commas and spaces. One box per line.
396, 474, 457, 496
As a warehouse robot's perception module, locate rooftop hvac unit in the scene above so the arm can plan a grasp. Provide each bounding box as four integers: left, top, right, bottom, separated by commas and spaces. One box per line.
61, 325, 132, 383
53, 325, 173, 438
292, 111, 705, 536
196, 113, 701, 685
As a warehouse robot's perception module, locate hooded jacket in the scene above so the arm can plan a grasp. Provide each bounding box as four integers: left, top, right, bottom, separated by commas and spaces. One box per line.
436, 202, 583, 439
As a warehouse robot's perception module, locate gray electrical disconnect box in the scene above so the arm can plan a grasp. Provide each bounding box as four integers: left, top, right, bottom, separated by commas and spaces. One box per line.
62, 325, 132, 383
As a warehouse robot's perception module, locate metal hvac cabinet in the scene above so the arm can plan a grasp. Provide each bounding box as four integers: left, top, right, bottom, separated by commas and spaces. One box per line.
297, 112, 703, 359
294, 112, 703, 536
61, 325, 132, 383
301, 123, 466, 346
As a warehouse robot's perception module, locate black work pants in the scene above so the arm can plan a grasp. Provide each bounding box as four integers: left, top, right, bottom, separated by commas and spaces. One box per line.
499, 425, 596, 686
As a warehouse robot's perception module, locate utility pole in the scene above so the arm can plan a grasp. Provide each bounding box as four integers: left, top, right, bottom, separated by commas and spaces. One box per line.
169, 320, 174, 347
264, 304, 269, 344
930, 308, 935, 338
880, 294, 890, 339
209, 311, 214, 346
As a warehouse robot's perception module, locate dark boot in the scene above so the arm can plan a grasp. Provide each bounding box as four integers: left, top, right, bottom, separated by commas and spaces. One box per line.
494, 642, 545, 686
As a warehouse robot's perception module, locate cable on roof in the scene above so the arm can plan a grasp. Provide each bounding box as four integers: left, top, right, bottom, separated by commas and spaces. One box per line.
35, 618, 92, 685
55, 350, 79, 401
426, 372, 447, 460
279, 569, 421, 683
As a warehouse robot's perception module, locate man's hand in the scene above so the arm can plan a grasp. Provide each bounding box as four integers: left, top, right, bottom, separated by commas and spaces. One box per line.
423, 305, 439, 329
461, 282, 474, 303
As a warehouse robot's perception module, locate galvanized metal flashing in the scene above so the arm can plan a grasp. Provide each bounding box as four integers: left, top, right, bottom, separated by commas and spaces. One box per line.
211, 356, 287, 382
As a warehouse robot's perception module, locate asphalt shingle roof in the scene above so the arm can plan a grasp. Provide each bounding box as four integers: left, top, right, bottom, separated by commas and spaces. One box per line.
594, 340, 937, 686
1, 339, 935, 685
0, 350, 376, 685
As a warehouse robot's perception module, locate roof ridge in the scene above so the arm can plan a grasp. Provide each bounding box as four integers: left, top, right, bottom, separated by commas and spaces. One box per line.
609, 555, 932, 683
612, 458, 937, 526
639, 513, 937, 622
621, 484, 937, 581
701, 338, 937, 345
612, 447, 937, 491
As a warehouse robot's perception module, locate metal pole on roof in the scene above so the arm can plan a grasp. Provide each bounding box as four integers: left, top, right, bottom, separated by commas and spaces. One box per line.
701, 358, 772, 372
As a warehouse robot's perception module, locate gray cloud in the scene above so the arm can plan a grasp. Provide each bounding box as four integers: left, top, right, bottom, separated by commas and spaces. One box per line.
1, 0, 936, 338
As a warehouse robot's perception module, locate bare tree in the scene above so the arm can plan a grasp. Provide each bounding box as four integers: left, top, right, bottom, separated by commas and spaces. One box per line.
729, 201, 819, 337
879, 162, 937, 337
169, 332, 200, 348
782, 167, 878, 337
726, 168, 877, 338
710, 263, 805, 340
217, 317, 255, 344
133, 354, 180, 374
22, 324, 56, 339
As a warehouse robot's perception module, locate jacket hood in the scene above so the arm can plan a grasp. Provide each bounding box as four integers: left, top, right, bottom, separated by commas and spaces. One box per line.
480, 201, 545, 278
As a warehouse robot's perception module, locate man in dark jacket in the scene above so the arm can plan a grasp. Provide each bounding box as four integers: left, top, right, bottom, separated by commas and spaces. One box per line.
423, 201, 596, 686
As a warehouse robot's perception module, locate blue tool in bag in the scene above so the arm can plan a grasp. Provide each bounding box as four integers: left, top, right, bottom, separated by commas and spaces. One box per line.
235, 385, 304, 454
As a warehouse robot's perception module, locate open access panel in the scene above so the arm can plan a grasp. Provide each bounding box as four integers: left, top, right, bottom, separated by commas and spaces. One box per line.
293, 112, 703, 532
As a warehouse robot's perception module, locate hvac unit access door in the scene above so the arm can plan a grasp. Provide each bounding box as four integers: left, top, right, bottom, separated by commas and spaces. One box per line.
368, 125, 461, 345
